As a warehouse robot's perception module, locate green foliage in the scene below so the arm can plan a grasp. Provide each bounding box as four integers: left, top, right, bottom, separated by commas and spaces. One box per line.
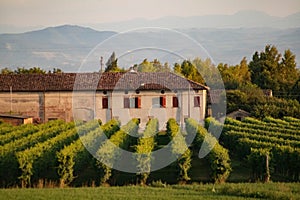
166, 118, 179, 139
174, 58, 222, 86
0, 67, 63, 74
175, 60, 204, 84
3, 116, 300, 187
137, 59, 170, 72
186, 118, 231, 183
96, 118, 140, 184
222, 117, 300, 181
0, 120, 70, 187
0, 124, 39, 145
135, 119, 158, 185
247, 148, 271, 182
291, 78, 300, 102
167, 118, 192, 182
57, 119, 120, 187
192, 57, 224, 88
226, 85, 300, 119
104, 52, 124, 72
208, 142, 231, 183
249, 45, 300, 96
204, 117, 223, 138
251, 98, 300, 119
1, 183, 300, 199
0, 67, 14, 74
218, 57, 251, 89
218, 182, 300, 200
101, 119, 120, 138
15, 120, 98, 187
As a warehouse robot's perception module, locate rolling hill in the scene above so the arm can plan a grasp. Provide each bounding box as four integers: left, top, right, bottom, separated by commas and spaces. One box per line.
0, 24, 299, 71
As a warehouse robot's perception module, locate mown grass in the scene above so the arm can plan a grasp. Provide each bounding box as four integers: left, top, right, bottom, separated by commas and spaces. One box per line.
0, 182, 299, 200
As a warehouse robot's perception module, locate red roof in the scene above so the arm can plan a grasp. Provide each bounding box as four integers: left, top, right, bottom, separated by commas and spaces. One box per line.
0, 72, 208, 92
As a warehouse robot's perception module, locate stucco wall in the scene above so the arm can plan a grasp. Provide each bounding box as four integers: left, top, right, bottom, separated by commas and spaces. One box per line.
0, 92, 40, 117
0, 89, 207, 129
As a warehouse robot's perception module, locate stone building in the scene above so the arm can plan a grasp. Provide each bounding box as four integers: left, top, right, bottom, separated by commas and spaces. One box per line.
0, 72, 208, 129
226, 109, 250, 121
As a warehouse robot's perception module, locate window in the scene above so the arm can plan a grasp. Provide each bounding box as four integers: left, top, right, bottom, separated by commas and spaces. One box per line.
102, 97, 108, 109
160, 96, 166, 108
48, 118, 58, 121
124, 97, 130, 108
172, 96, 178, 108
135, 96, 141, 108
124, 96, 141, 108
194, 96, 200, 107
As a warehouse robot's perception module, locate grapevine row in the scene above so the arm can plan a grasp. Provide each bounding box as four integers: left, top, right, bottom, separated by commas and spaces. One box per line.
186, 118, 231, 183
226, 117, 300, 136
96, 118, 140, 184
15, 120, 99, 187
57, 119, 120, 186
135, 118, 158, 185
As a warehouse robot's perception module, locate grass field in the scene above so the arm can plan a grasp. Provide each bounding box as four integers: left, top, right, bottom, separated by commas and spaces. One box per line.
0, 182, 299, 200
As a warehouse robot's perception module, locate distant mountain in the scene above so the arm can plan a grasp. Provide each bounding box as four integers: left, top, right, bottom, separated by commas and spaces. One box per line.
0, 25, 116, 71
1, 10, 299, 34
88, 10, 300, 31
0, 24, 299, 71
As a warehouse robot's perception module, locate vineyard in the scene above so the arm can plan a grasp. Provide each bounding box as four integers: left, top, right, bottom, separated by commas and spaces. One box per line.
0, 115, 300, 188
0, 118, 230, 188
217, 116, 300, 182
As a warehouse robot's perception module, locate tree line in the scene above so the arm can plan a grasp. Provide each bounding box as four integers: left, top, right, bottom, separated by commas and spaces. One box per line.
0, 67, 63, 74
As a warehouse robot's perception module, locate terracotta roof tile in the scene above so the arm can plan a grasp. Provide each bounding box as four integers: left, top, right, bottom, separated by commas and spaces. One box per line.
0, 72, 208, 92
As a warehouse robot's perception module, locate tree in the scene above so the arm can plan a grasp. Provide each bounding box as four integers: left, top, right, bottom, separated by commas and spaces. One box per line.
105, 52, 123, 72
192, 58, 223, 88
137, 59, 170, 72
249, 45, 299, 96
137, 59, 155, 72
173, 60, 204, 84
174, 63, 181, 74
291, 78, 300, 102
280, 49, 299, 95
14, 67, 46, 74
218, 57, 251, 89
50, 68, 63, 74
226, 83, 266, 113
1, 67, 63, 74
0, 67, 13, 74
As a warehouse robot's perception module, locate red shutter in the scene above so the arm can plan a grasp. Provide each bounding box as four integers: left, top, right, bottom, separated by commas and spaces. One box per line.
135, 96, 141, 108
172, 96, 178, 108
102, 97, 108, 109
194, 96, 200, 107
160, 96, 166, 108
124, 97, 130, 108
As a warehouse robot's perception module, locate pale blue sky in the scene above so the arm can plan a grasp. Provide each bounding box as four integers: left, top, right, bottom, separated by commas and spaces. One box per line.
0, 0, 300, 27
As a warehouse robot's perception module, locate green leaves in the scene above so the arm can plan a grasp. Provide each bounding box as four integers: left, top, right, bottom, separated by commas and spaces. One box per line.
167, 118, 192, 182
186, 118, 231, 183
249, 45, 299, 95
222, 116, 300, 182
135, 119, 158, 184
96, 118, 140, 184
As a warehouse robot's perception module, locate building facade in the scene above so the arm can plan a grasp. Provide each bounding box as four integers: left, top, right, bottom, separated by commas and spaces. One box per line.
0, 72, 208, 129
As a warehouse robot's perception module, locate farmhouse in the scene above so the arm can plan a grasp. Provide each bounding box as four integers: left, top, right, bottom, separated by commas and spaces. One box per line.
0, 72, 208, 129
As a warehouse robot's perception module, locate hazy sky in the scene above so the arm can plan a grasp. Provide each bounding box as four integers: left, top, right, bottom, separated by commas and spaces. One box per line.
0, 0, 300, 27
